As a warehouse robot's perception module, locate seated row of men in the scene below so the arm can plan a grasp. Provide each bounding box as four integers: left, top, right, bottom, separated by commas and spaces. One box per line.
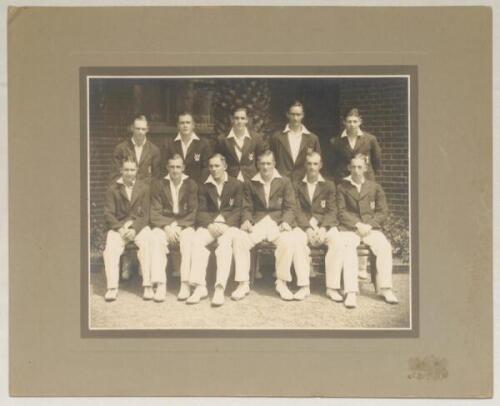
103, 148, 398, 308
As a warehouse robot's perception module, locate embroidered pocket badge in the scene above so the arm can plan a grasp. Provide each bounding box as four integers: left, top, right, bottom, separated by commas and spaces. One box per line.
148, 166, 151, 173
229, 198, 234, 206
320, 200, 326, 208
248, 153, 254, 161
194, 153, 201, 162
307, 146, 313, 153
370, 201, 375, 210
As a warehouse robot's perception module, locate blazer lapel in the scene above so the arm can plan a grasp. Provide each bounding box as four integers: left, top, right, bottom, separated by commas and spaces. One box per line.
185, 138, 198, 161
268, 178, 282, 202
299, 182, 311, 206
358, 182, 371, 200
311, 181, 324, 203
139, 142, 150, 166
163, 179, 174, 209
296, 133, 309, 160
129, 182, 141, 206
207, 183, 220, 208
226, 137, 240, 162
119, 184, 130, 205
252, 181, 267, 208
279, 132, 293, 161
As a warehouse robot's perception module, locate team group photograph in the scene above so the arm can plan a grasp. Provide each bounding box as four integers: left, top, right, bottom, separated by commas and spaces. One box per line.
87, 76, 411, 329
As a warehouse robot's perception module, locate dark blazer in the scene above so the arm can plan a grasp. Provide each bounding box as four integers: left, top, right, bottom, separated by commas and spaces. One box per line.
196, 176, 243, 228
241, 175, 297, 226
161, 135, 213, 184
111, 139, 161, 183
150, 177, 198, 229
104, 179, 150, 233
330, 131, 382, 183
269, 129, 321, 181
293, 178, 338, 230
215, 131, 269, 182
336, 178, 388, 231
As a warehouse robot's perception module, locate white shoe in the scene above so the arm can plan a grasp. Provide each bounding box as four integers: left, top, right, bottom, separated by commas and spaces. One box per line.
326, 288, 344, 302
294, 286, 310, 301
211, 286, 225, 307
186, 285, 208, 304
344, 292, 357, 308
177, 282, 191, 301
153, 283, 166, 302
275, 280, 294, 301
143, 286, 154, 300
380, 288, 398, 304
104, 288, 118, 302
231, 282, 250, 301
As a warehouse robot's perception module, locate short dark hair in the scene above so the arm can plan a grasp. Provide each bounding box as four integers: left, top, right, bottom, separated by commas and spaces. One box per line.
257, 149, 275, 163
132, 114, 148, 124
177, 111, 195, 122
305, 151, 322, 164
208, 153, 227, 165
167, 153, 185, 165
288, 101, 304, 112
350, 153, 369, 166
121, 154, 138, 167
343, 108, 362, 120
233, 107, 248, 116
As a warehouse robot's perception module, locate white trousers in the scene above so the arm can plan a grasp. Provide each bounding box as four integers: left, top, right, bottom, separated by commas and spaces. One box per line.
189, 226, 241, 289
344, 230, 393, 289
102, 226, 152, 290
232, 216, 310, 286
150, 227, 195, 285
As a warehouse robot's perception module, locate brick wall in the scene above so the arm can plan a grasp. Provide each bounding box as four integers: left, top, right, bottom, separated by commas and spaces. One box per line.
89, 78, 410, 255
338, 78, 409, 220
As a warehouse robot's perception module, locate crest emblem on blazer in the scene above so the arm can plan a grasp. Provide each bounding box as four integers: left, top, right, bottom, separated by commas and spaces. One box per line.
194, 153, 201, 162
320, 200, 326, 208
148, 166, 151, 173
370, 201, 375, 210
307, 146, 314, 153
229, 197, 234, 206
248, 153, 254, 161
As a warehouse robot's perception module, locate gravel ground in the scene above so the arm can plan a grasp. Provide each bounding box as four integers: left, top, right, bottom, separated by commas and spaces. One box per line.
89, 263, 410, 330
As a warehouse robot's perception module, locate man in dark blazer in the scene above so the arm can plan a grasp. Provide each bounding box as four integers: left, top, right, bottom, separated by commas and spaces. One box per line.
292, 151, 359, 306
337, 153, 398, 306
110, 114, 161, 184
215, 107, 269, 182
102, 155, 152, 302
161, 112, 213, 184
269, 101, 321, 181
232, 149, 310, 301
330, 108, 382, 183
186, 154, 243, 306
150, 154, 198, 302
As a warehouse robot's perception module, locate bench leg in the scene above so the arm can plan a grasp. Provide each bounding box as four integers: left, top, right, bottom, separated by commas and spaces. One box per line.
369, 253, 378, 292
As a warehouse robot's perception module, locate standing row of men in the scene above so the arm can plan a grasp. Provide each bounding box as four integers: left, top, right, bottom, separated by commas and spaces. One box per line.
101, 102, 397, 308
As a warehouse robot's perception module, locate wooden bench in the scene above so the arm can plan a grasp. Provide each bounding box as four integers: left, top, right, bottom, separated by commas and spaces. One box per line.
249, 241, 377, 290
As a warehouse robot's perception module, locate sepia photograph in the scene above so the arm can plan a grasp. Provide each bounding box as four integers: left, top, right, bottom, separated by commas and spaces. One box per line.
83, 69, 416, 333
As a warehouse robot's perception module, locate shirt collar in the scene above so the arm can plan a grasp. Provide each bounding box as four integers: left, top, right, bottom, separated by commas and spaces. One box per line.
344, 175, 364, 188
251, 169, 282, 184
302, 174, 325, 184
227, 128, 251, 140
174, 132, 200, 142
165, 174, 189, 183
340, 128, 364, 138
131, 136, 147, 147
204, 172, 229, 186
283, 124, 311, 134
116, 177, 135, 187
